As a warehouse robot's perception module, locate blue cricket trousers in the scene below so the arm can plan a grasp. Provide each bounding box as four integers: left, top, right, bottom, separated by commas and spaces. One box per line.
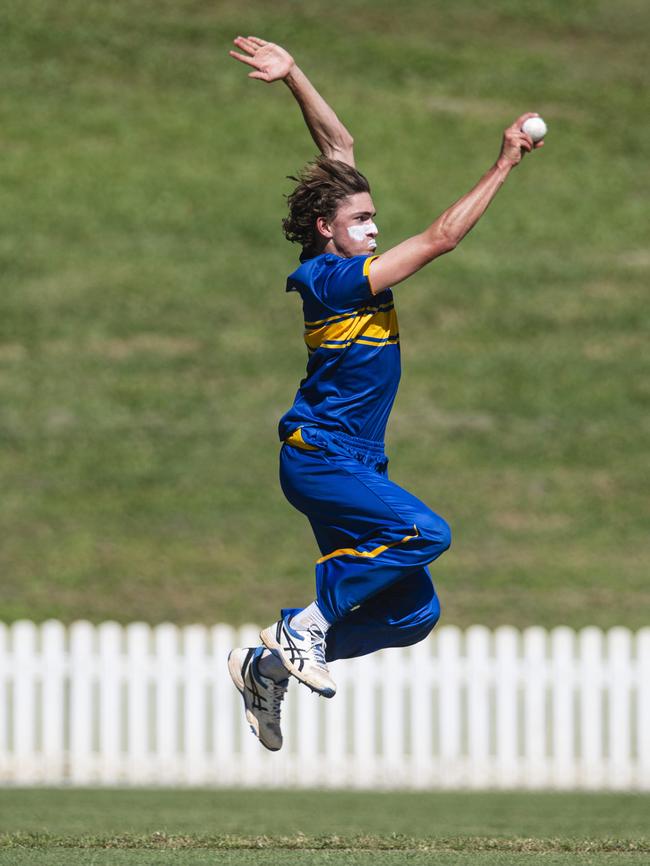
279, 428, 451, 662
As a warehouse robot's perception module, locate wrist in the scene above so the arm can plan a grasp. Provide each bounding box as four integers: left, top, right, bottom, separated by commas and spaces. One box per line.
284, 63, 301, 87
495, 156, 515, 174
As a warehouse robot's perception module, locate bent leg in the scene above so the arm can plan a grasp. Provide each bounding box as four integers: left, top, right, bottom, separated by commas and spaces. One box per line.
282, 567, 440, 661
324, 566, 441, 660
280, 444, 451, 624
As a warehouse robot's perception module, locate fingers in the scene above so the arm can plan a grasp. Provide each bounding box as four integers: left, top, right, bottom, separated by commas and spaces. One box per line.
229, 50, 259, 68
248, 71, 270, 80
233, 36, 256, 54
517, 130, 534, 151
514, 133, 533, 153
247, 36, 269, 47
511, 111, 540, 130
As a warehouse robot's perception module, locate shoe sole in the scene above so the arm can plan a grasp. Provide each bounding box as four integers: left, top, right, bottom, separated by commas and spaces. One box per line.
227, 650, 281, 752
259, 626, 336, 699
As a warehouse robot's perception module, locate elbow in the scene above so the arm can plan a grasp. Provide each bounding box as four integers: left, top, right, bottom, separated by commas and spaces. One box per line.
442, 234, 459, 254
330, 131, 354, 159
426, 222, 459, 258
338, 130, 354, 151
436, 216, 461, 253
422, 231, 458, 262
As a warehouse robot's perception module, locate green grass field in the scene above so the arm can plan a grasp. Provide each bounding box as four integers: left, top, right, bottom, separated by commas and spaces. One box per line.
0, 0, 648, 628
1, 789, 649, 865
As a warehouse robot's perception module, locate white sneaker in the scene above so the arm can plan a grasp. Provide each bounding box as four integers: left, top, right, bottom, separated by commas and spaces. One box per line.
228, 647, 288, 751
260, 616, 336, 698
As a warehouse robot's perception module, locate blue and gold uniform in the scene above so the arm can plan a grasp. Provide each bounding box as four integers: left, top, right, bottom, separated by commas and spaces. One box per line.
279, 253, 451, 662
279, 254, 400, 443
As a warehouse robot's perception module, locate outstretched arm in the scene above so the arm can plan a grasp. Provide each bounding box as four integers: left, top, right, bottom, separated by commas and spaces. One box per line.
368, 113, 544, 294
229, 36, 355, 166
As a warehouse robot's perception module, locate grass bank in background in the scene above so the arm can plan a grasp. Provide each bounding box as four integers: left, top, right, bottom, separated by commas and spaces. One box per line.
0, 0, 648, 627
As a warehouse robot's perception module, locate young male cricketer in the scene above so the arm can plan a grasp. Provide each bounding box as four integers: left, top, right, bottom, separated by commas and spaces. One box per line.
228, 35, 544, 751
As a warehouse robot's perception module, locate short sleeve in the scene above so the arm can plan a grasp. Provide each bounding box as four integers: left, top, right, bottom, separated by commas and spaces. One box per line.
315, 255, 377, 308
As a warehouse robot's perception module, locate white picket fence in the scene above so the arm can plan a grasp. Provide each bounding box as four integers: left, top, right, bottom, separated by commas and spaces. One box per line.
1, 620, 649, 790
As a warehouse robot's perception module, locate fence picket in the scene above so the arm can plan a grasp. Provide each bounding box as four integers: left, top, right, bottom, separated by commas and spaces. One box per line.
466, 626, 491, 788
69, 621, 95, 784
212, 624, 237, 786
154, 624, 179, 783
0, 621, 648, 790
0, 624, 7, 779
350, 653, 376, 789
183, 625, 208, 785
323, 659, 348, 787
550, 626, 575, 789
494, 626, 519, 788
579, 627, 604, 789
125, 623, 151, 782
409, 639, 433, 788
438, 626, 462, 787
97, 622, 122, 784
12, 622, 38, 782
638, 628, 650, 791
380, 645, 406, 786
522, 627, 548, 788
41, 620, 66, 782
607, 627, 632, 789
294, 658, 320, 786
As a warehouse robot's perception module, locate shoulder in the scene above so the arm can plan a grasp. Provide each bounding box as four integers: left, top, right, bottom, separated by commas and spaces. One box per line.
287, 254, 340, 290
287, 254, 373, 292
287, 253, 376, 315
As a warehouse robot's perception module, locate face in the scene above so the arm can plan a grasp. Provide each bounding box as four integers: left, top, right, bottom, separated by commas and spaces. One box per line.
317, 192, 379, 258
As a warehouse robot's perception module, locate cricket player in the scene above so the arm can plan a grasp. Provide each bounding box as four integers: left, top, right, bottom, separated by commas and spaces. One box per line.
227, 36, 543, 750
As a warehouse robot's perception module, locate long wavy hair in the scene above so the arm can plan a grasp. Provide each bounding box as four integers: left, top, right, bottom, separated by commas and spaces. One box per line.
282, 156, 371, 254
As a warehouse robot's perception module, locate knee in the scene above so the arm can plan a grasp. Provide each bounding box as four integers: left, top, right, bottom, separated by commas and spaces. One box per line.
421, 592, 441, 634
415, 512, 452, 558
404, 573, 441, 638
399, 593, 441, 648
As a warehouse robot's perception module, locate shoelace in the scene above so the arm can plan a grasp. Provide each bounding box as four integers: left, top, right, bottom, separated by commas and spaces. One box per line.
268, 680, 288, 721
308, 625, 328, 668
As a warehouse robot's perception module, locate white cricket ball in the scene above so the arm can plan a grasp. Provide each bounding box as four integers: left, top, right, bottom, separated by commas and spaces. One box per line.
521, 116, 547, 143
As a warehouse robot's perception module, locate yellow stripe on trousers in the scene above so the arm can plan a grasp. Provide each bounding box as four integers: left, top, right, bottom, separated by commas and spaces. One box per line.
316, 528, 419, 564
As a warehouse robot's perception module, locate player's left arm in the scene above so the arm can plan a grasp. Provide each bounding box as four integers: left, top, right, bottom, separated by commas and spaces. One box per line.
229, 36, 355, 166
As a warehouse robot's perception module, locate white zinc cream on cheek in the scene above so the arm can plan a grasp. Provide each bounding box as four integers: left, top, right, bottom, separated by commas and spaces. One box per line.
347, 222, 378, 250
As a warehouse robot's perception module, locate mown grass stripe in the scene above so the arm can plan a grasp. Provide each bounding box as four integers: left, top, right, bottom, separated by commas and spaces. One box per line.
1, 833, 649, 853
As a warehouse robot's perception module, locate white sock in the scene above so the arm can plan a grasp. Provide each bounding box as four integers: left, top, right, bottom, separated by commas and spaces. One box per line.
257, 648, 288, 683
290, 601, 331, 635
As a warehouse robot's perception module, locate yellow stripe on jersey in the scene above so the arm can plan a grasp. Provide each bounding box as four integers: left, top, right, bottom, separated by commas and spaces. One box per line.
304, 299, 394, 329
284, 427, 319, 451
363, 254, 379, 294
304, 306, 399, 352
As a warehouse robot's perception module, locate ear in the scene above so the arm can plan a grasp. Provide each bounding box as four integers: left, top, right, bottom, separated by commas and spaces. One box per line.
315, 216, 333, 240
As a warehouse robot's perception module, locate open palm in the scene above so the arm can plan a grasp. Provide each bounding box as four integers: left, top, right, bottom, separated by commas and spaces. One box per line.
230, 36, 294, 82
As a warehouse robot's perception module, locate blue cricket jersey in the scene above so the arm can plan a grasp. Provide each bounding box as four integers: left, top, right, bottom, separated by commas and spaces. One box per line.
278, 253, 401, 445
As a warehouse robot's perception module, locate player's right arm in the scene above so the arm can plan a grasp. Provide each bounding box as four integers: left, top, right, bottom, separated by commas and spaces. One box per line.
229, 36, 355, 166
367, 114, 543, 295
